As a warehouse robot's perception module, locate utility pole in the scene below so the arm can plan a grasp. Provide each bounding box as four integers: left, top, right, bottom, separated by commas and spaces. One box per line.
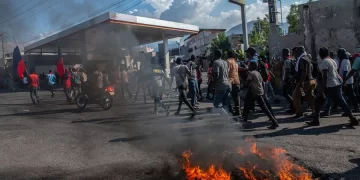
279, 0, 283, 25
228, 0, 248, 53
0, 31, 5, 62
267, 0, 281, 63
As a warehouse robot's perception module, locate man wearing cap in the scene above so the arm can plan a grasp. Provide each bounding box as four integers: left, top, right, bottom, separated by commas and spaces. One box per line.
244, 47, 275, 115
337, 49, 359, 112
343, 51, 360, 104
245, 47, 258, 65
292, 46, 316, 118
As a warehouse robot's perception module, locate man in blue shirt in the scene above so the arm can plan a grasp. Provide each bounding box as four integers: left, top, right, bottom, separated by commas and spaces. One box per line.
47, 70, 56, 97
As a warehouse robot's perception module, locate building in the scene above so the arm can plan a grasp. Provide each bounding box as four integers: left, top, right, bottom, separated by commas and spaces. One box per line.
23, 12, 199, 77
184, 29, 226, 58
228, 34, 244, 51
279, 0, 360, 58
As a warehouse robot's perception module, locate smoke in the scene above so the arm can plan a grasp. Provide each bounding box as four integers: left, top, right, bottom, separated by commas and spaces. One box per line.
45, 0, 97, 27
0, 0, 100, 52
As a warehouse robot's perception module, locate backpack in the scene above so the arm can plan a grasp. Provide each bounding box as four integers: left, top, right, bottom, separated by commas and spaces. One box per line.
73, 72, 82, 84
257, 60, 269, 81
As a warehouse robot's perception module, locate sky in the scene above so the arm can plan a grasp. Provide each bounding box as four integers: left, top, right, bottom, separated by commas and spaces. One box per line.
0, 0, 307, 53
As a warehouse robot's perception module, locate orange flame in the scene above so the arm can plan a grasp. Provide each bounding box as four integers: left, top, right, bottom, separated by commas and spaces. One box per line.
182, 150, 231, 180
182, 137, 314, 180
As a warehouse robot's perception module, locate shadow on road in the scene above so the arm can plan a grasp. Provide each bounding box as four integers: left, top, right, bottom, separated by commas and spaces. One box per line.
325, 158, 360, 179
251, 124, 355, 139
0, 108, 102, 117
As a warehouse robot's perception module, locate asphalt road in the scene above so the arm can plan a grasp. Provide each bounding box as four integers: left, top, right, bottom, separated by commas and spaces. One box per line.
0, 89, 359, 180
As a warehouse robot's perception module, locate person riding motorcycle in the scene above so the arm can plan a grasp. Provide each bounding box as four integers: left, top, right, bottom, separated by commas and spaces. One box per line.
82, 64, 106, 98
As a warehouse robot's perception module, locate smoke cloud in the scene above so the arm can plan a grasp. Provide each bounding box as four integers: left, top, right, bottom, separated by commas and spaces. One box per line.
0, 0, 99, 53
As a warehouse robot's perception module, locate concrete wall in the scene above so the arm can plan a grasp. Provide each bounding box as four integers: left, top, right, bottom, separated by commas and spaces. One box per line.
299, 0, 360, 57
279, 33, 304, 52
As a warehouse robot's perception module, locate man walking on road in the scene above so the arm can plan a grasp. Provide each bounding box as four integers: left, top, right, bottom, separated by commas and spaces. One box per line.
242, 61, 279, 129
281, 48, 295, 113
171, 57, 197, 117
47, 70, 56, 98
149, 63, 170, 115
306, 47, 359, 126
28, 69, 40, 103
212, 49, 231, 114
63, 69, 72, 101
292, 46, 316, 118
343, 51, 360, 105
227, 50, 241, 116
187, 55, 198, 108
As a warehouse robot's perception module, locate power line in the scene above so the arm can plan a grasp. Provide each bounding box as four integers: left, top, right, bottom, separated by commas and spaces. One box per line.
121, 0, 146, 14
10, 0, 27, 10
12, 0, 64, 23
20, 0, 137, 46
0, 0, 51, 25
0, 0, 28, 22
8, 0, 33, 16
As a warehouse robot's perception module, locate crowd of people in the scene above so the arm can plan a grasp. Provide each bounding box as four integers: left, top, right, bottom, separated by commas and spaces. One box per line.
169, 46, 360, 129
18, 45, 360, 130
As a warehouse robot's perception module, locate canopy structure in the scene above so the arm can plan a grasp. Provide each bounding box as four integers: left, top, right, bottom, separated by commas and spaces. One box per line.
24, 12, 199, 61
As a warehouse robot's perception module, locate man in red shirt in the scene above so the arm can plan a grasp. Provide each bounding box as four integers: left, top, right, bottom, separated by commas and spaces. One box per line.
63, 69, 72, 101
262, 57, 279, 103
28, 69, 40, 103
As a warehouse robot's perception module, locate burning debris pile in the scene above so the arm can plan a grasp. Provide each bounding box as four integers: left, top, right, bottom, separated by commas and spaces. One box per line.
182, 138, 314, 180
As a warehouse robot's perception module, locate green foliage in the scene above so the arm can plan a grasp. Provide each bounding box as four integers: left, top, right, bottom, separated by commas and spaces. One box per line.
249, 17, 270, 47
286, 4, 299, 33
210, 32, 231, 59
234, 49, 245, 61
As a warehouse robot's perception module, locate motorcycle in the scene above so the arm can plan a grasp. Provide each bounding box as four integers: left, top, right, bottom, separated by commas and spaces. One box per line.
67, 85, 81, 104
76, 85, 115, 111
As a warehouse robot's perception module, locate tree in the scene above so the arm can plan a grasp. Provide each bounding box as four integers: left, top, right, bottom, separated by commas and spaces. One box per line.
249, 17, 270, 48
286, 4, 299, 33
210, 32, 231, 59
248, 16, 271, 57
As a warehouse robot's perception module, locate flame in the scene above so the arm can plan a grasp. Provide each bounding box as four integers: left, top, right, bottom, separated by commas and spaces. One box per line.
182, 138, 314, 180
182, 150, 231, 180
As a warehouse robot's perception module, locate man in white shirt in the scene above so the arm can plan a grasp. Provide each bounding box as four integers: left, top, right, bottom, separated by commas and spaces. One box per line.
306, 47, 359, 126
338, 48, 359, 111
323, 49, 359, 116
171, 57, 197, 117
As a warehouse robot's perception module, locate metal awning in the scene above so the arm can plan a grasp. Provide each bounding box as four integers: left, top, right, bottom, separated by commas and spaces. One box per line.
24, 12, 199, 60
